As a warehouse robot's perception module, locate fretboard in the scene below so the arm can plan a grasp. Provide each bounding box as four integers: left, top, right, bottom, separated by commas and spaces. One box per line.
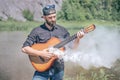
53, 24, 95, 49
53, 34, 77, 48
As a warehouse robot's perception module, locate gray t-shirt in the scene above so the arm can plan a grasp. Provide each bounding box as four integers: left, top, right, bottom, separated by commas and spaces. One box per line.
22, 23, 70, 72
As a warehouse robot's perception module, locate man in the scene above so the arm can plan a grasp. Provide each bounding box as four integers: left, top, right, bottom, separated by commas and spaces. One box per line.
22, 4, 84, 80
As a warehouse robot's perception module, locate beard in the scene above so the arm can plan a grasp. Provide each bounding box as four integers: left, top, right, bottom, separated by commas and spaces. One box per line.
46, 20, 56, 28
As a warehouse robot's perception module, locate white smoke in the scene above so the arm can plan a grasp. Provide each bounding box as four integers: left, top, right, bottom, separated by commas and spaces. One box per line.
64, 26, 120, 69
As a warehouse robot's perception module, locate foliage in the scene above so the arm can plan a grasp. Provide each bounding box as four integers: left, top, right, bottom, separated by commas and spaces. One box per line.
0, 21, 40, 31
22, 9, 34, 21
111, 0, 120, 21
64, 62, 120, 80
57, 0, 120, 21
0, 17, 2, 21
7, 17, 16, 21
0, 20, 120, 32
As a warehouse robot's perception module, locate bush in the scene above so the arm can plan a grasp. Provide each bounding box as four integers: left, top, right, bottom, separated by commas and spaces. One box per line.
22, 9, 33, 21
0, 17, 2, 21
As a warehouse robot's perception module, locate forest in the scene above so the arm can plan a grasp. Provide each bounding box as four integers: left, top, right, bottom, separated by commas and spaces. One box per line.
57, 0, 120, 21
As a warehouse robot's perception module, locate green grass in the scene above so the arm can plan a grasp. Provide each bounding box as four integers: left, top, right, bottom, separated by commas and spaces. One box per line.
0, 20, 120, 34
0, 21, 40, 32
64, 61, 120, 80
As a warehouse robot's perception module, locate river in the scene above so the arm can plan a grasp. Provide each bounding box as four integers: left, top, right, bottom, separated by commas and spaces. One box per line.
0, 31, 34, 80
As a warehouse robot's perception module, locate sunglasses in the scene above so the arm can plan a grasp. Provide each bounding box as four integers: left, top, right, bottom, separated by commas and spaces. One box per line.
44, 4, 55, 10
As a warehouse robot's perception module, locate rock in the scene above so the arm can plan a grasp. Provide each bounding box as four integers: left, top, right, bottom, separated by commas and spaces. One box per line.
0, 0, 63, 22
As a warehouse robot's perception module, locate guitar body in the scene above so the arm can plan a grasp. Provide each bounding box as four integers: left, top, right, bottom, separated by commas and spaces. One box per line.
29, 37, 64, 72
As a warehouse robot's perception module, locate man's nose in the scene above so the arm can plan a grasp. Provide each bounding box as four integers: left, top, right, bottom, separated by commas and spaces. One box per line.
51, 17, 55, 21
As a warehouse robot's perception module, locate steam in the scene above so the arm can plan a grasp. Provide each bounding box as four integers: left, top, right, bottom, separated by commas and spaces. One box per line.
64, 26, 120, 69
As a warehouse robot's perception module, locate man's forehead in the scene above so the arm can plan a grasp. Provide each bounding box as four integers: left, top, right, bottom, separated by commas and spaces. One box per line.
49, 9, 56, 14
46, 13, 56, 17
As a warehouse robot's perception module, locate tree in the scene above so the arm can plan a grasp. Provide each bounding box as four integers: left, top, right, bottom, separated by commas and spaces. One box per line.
57, 0, 120, 21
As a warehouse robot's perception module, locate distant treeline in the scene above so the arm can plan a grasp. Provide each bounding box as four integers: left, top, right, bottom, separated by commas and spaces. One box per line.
57, 0, 120, 21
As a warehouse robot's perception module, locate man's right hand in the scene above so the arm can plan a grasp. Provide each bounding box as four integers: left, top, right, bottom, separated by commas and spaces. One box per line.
40, 48, 55, 59
22, 46, 58, 59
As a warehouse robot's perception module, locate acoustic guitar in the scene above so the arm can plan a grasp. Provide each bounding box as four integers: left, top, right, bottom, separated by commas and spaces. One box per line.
29, 24, 96, 72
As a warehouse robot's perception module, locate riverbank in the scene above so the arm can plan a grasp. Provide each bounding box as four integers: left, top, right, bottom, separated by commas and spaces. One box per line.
0, 20, 120, 33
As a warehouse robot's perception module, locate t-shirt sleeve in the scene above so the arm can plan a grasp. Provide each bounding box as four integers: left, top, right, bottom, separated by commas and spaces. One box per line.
62, 27, 70, 38
22, 29, 37, 47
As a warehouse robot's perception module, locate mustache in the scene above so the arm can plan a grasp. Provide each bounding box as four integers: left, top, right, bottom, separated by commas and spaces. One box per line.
46, 21, 56, 27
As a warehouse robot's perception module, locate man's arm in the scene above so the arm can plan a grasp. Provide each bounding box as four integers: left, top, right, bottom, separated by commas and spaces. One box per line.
73, 30, 85, 49
21, 46, 54, 59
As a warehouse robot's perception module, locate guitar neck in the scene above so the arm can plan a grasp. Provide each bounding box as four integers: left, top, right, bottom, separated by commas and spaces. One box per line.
54, 34, 77, 49
53, 24, 95, 49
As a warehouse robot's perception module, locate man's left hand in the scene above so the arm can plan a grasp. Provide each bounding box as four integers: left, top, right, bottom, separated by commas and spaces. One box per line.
77, 29, 85, 39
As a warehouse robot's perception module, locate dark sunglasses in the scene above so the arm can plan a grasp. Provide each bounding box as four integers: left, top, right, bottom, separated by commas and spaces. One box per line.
44, 4, 55, 10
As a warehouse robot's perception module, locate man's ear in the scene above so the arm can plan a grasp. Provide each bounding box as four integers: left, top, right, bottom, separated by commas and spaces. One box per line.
41, 15, 45, 19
